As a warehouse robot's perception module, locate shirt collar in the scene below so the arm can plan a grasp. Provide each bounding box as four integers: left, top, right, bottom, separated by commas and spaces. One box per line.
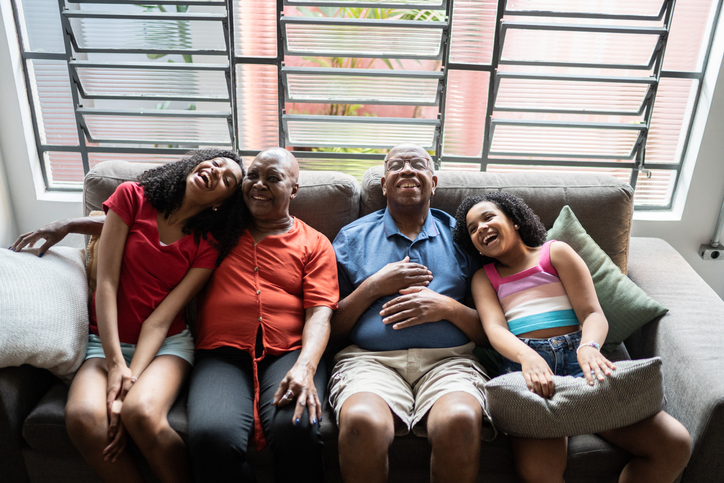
382, 206, 439, 241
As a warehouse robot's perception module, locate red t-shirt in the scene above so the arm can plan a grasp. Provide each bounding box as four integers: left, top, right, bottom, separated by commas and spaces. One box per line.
89, 182, 219, 344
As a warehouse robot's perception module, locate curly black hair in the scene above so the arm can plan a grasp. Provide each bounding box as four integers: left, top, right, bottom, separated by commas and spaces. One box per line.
453, 192, 547, 262
137, 148, 248, 266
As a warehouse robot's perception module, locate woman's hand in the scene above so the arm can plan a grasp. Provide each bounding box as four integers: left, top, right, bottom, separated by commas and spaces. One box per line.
577, 346, 616, 386
272, 363, 322, 427
9, 220, 71, 255
520, 352, 556, 398
105, 363, 133, 436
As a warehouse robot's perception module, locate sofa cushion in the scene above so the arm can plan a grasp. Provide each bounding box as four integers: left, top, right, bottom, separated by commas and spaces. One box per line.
84, 161, 360, 242
486, 357, 665, 438
0, 247, 88, 381
547, 206, 668, 354
360, 167, 634, 272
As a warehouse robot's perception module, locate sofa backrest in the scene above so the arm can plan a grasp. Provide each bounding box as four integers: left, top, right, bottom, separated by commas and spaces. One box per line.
84, 160, 634, 272
360, 166, 634, 272
83, 160, 361, 243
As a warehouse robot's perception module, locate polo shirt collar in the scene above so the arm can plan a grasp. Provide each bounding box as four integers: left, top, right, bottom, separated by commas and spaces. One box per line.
382, 206, 439, 241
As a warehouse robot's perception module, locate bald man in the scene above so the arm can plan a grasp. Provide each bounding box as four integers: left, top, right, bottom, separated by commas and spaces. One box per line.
329, 144, 493, 483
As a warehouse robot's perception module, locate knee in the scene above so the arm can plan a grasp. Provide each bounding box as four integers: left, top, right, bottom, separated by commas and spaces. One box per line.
65, 401, 106, 443
339, 402, 394, 448
188, 422, 246, 463
120, 397, 168, 441
428, 401, 481, 449
658, 420, 692, 470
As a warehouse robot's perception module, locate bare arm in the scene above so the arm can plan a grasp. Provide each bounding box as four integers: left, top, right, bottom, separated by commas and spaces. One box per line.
10, 215, 106, 255
272, 305, 333, 425
471, 269, 556, 397
550, 241, 615, 385
330, 256, 432, 342
127, 267, 213, 385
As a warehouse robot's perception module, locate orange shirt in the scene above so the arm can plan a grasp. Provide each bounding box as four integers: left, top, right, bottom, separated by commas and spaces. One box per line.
195, 218, 339, 449
196, 217, 339, 353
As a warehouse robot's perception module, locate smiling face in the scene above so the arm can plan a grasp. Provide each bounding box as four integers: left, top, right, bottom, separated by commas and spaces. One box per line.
242, 148, 299, 223
465, 201, 520, 258
186, 156, 243, 209
381, 144, 437, 212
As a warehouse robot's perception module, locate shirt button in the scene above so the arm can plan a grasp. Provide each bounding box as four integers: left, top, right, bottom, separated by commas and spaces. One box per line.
258, 317, 262, 322
254, 267, 259, 271
256, 290, 261, 294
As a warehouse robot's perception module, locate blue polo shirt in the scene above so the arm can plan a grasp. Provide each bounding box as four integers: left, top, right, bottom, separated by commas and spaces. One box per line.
333, 207, 476, 351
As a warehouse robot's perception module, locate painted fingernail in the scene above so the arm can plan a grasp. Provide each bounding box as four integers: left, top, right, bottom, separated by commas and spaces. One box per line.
38, 252, 44, 258
312, 418, 317, 425
294, 418, 301, 426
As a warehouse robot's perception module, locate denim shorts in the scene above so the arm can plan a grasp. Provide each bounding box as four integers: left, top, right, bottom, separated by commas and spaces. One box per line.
500, 330, 583, 378
85, 328, 195, 366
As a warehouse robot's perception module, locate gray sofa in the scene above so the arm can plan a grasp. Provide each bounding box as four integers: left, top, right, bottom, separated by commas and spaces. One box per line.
2, 161, 723, 483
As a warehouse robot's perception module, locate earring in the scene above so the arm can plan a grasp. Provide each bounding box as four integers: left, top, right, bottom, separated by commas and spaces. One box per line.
213, 206, 219, 212
514, 224, 519, 229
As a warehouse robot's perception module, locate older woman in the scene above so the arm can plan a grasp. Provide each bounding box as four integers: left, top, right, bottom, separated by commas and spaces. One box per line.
11, 148, 338, 482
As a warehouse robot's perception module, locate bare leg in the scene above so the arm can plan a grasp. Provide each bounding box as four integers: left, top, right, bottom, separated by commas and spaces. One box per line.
426, 392, 482, 483
121, 355, 192, 483
65, 358, 144, 483
598, 411, 691, 483
337, 392, 396, 483
509, 436, 567, 483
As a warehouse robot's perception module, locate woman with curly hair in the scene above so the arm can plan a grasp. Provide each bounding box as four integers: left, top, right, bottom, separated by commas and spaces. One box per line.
453, 192, 690, 483
60, 149, 244, 483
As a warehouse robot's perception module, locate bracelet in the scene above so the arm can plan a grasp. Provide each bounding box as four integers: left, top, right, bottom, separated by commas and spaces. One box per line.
576, 340, 601, 354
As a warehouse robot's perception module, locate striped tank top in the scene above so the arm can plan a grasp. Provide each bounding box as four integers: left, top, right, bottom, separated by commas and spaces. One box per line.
483, 240, 579, 336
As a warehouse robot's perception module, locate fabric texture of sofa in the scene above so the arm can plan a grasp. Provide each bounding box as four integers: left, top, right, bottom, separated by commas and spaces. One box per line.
2, 161, 723, 482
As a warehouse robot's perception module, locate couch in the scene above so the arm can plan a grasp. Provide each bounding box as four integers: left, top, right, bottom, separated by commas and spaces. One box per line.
2, 160, 724, 483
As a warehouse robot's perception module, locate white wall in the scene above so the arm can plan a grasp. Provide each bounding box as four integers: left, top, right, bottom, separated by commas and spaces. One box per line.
632, 49, 724, 297
3, 1, 724, 296
0, 0, 83, 248
0, 149, 18, 247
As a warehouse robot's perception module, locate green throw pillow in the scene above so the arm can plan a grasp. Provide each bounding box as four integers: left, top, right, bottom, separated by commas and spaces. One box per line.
546, 205, 668, 355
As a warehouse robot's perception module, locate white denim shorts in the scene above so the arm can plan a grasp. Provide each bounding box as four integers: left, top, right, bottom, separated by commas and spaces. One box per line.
85, 328, 195, 366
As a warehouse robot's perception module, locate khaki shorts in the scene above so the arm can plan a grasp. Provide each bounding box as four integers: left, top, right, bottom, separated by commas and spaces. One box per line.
328, 342, 495, 441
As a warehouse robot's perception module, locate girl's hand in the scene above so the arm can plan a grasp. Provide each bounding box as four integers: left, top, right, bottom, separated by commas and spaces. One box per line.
520, 352, 556, 398
577, 346, 616, 386
102, 400, 128, 463
105, 363, 132, 425
272, 363, 322, 427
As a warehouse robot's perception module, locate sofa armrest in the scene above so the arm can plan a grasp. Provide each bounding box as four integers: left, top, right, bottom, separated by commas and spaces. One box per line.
626, 237, 724, 483
0, 365, 55, 483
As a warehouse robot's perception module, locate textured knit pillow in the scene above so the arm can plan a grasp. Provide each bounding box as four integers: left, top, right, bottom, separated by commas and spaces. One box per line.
0, 246, 88, 381
486, 357, 664, 438
547, 206, 668, 354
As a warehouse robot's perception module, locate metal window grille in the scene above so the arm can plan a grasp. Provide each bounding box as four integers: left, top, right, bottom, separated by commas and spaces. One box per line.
9, 0, 724, 209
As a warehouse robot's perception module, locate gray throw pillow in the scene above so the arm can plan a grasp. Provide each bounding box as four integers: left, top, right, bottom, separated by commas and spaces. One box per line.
485, 357, 664, 438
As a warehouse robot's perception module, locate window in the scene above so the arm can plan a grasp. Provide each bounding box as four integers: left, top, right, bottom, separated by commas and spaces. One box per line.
9, 0, 723, 209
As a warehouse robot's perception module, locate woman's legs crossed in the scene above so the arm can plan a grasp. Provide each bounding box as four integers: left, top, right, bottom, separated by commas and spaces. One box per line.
65, 358, 144, 483
187, 348, 256, 483
257, 350, 326, 483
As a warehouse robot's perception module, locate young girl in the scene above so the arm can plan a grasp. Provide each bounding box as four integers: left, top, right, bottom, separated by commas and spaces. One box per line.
453, 192, 691, 483
64, 149, 245, 483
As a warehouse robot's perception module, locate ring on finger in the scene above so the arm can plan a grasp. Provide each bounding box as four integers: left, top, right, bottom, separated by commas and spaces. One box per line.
283, 389, 294, 400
